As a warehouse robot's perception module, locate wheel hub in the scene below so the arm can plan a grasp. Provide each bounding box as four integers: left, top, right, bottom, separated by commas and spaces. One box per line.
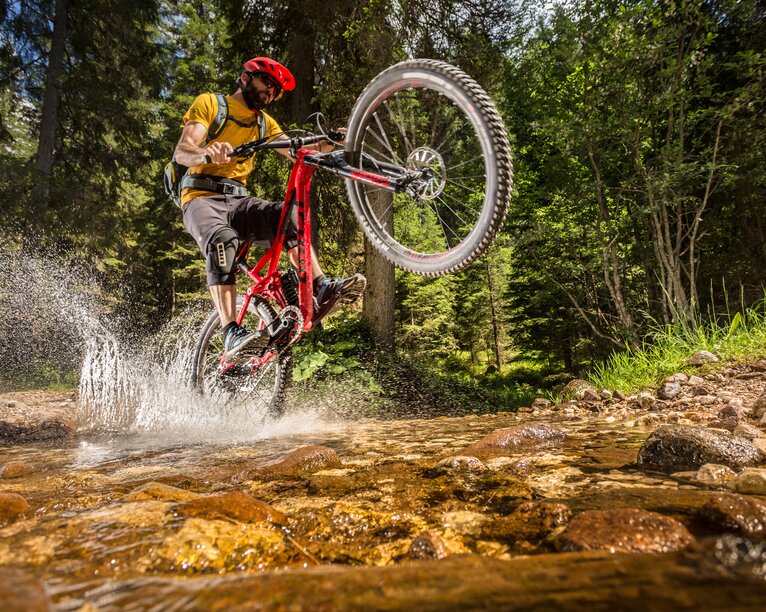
406, 147, 446, 200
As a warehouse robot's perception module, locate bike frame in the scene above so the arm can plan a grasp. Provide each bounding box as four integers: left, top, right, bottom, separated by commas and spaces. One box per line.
228, 139, 412, 369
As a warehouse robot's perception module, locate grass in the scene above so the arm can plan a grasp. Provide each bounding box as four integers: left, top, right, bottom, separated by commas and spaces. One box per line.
588, 297, 766, 394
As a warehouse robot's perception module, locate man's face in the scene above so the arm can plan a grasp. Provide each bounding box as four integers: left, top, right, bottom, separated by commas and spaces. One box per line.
246, 72, 281, 106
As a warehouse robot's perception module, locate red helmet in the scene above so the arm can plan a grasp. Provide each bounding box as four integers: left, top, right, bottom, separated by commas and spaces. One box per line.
242, 57, 296, 92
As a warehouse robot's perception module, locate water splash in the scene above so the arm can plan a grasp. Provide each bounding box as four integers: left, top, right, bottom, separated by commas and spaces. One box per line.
0, 241, 334, 440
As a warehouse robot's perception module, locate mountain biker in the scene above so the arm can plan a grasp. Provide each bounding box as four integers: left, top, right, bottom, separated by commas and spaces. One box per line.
174, 56, 366, 361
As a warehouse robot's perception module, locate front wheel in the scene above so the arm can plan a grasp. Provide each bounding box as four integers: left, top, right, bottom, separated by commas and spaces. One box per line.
191, 298, 292, 417
345, 59, 513, 276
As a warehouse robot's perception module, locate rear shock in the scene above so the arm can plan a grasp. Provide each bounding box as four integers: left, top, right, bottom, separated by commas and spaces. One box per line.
280, 268, 299, 306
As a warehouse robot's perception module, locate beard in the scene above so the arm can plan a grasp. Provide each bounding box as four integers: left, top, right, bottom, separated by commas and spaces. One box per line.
242, 79, 271, 111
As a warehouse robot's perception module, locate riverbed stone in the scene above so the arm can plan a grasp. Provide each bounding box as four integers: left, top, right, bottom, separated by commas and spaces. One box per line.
696, 463, 736, 485
441, 511, 489, 537
433, 456, 488, 474
685, 351, 719, 366
637, 425, 762, 472
252, 445, 342, 479
657, 382, 682, 401
0, 461, 35, 479
577, 388, 601, 402
733, 468, 766, 496
482, 501, 571, 550
123, 482, 201, 503
665, 373, 689, 384
0, 492, 28, 525
407, 530, 449, 560
700, 493, 766, 539
0, 398, 75, 444
688, 375, 705, 385
464, 422, 565, 455
176, 491, 284, 525
531, 398, 552, 410
753, 393, 766, 419
692, 385, 712, 396
733, 422, 763, 440
556, 508, 693, 553
0, 567, 50, 611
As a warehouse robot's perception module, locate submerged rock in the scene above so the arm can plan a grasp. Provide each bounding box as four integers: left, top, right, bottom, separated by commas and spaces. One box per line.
556, 508, 693, 553
637, 425, 762, 472
0, 492, 28, 525
0, 567, 50, 611
176, 491, 284, 525
250, 445, 342, 479
433, 456, 488, 474
696, 463, 736, 486
465, 422, 565, 454
123, 482, 200, 503
700, 493, 766, 539
0, 461, 35, 479
482, 501, 571, 550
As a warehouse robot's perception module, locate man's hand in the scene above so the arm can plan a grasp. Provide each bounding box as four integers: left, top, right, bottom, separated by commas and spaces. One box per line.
204, 141, 234, 164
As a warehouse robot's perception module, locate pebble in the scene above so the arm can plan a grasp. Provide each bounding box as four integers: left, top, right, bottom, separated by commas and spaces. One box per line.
664, 373, 689, 384
692, 385, 712, 396
637, 393, 655, 410
0, 461, 35, 479
753, 393, 766, 419
531, 398, 552, 410
599, 389, 613, 401
688, 375, 705, 385
696, 463, 736, 485
408, 531, 449, 560
0, 492, 29, 525
733, 468, 766, 495
657, 382, 682, 400
434, 456, 488, 473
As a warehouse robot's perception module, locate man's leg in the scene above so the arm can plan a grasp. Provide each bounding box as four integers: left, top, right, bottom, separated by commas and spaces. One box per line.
210, 283, 237, 327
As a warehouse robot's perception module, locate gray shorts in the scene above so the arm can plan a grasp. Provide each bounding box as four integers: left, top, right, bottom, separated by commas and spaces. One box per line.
182, 194, 298, 285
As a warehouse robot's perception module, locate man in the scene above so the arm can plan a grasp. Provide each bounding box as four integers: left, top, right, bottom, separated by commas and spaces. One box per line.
174, 56, 365, 361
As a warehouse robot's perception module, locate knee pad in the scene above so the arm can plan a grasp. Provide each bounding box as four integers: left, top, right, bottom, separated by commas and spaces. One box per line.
207, 226, 240, 277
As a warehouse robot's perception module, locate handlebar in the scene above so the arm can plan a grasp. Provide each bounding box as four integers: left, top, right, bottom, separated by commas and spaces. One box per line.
231, 132, 343, 159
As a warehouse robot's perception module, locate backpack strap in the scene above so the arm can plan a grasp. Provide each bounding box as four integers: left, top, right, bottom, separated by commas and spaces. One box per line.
203, 93, 229, 146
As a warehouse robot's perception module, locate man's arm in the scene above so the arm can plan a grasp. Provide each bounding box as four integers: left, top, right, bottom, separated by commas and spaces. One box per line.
174, 121, 233, 166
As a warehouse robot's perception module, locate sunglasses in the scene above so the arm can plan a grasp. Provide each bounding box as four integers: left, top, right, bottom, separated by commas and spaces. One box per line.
251, 72, 282, 95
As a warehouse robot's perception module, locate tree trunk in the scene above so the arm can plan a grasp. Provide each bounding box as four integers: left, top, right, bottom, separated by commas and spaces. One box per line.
31, 0, 68, 220
362, 191, 395, 349
485, 257, 502, 370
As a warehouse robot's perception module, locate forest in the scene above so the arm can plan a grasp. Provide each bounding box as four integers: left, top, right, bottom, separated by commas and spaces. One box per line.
1, 0, 765, 401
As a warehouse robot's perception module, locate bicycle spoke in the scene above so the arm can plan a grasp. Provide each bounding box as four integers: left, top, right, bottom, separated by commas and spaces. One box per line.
373, 111, 402, 165
433, 192, 471, 229
445, 154, 486, 172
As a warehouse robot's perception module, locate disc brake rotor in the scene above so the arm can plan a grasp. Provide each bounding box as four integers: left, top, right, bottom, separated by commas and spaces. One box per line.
406, 147, 446, 200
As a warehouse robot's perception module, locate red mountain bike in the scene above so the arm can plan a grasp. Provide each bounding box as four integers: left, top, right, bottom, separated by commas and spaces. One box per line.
191, 59, 513, 414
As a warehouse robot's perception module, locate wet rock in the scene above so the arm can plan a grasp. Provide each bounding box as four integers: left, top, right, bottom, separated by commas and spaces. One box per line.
657, 382, 682, 400
637, 425, 762, 472
123, 482, 200, 503
636, 414, 661, 428
0, 568, 50, 611
696, 463, 736, 485
531, 398, 552, 410
560, 379, 595, 399
754, 438, 766, 459
464, 422, 565, 455
433, 456, 488, 474
685, 351, 719, 366
733, 422, 763, 440
253, 445, 342, 479
150, 517, 286, 572
752, 393, 766, 419
556, 508, 693, 553
717, 405, 741, 420
0, 398, 75, 444
442, 511, 489, 537
176, 491, 284, 525
692, 385, 712, 396
0, 492, 29, 525
733, 468, 766, 496
482, 501, 571, 550
0, 461, 35, 479
407, 530, 449, 560
700, 493, 766, 539
707, 417, 738, 432
637, 392, 656, 410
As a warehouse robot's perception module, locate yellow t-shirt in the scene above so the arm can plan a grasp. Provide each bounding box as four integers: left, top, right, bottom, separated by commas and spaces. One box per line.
180, 93, 282, 207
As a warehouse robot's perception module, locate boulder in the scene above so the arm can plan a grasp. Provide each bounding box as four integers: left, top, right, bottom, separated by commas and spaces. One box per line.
637, 425, 762, 472
176, 491, 284, 524
700, 493, 766, 539
464, 422, 565, 454
556, 508, 693, 553
0, 492, 29, 525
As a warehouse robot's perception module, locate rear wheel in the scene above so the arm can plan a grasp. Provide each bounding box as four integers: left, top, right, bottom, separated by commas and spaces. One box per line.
192, 298, 291, 416
345, 59, 513, 276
